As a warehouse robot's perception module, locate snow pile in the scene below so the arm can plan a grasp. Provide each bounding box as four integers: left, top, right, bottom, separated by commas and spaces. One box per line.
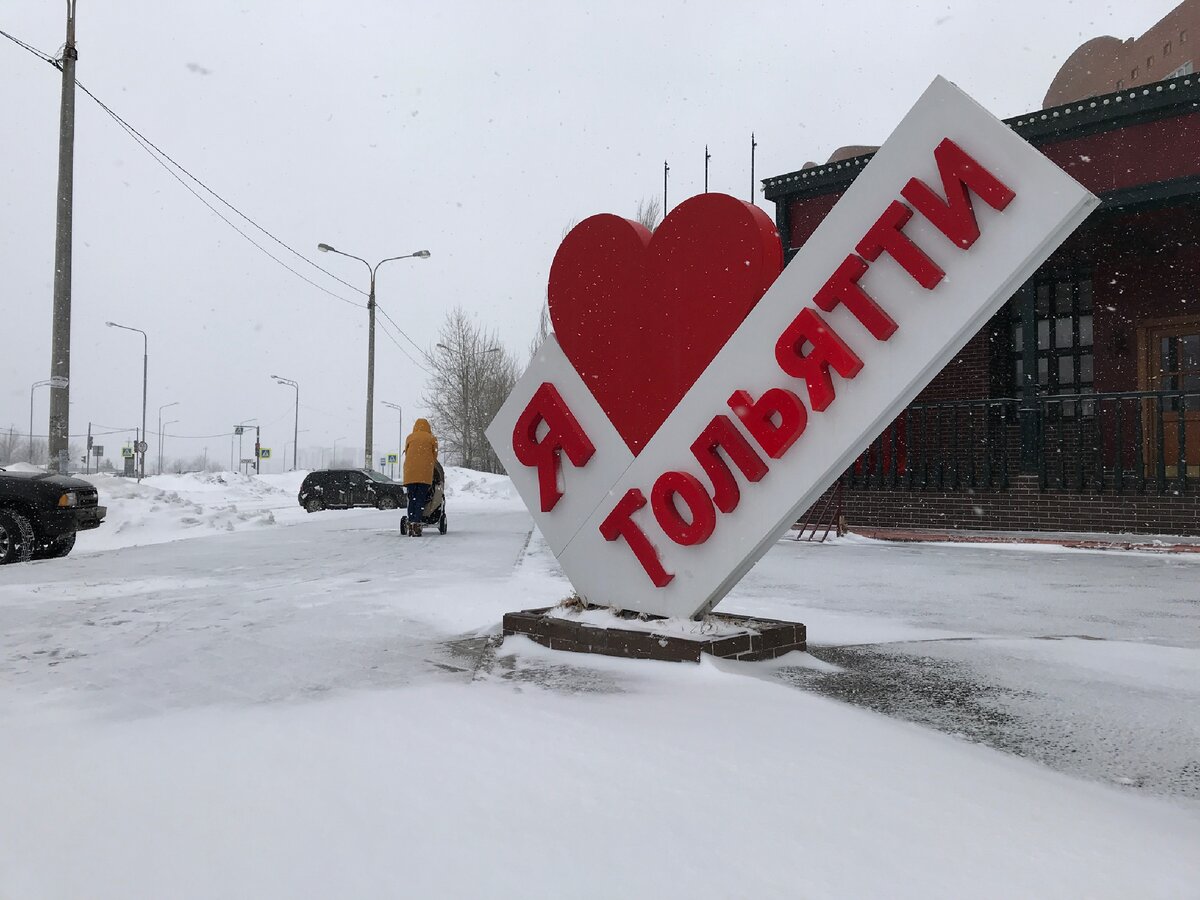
546, 603, 753, 638
74, 471, 308, 553
442, 466, 519, 507
0, 462, 44, 474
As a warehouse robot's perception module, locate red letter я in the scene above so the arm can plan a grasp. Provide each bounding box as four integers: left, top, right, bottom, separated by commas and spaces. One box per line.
512, 383, 595, 513
814, 255, 898, 341
727, 388, 809, 459
600, 488, 674, 587
900, 138, 1016, 250
856, 201, 945, 290
775, 308, 864, 412
689, 415, 768, 514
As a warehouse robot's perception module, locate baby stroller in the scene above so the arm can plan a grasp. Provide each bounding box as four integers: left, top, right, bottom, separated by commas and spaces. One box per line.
400, 461, 447, 535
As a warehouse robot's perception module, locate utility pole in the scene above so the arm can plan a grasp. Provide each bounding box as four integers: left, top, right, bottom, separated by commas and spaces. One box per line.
750, 132, 758, 205
704, 145, 711, 193
48, 0, 79, 474
663, 160, 670, 213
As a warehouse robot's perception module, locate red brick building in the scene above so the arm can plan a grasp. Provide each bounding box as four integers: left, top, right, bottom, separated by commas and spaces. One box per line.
765, 15, 1200, 536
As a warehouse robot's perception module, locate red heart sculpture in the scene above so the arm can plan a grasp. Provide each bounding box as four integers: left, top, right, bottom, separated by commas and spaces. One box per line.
548, 193, 783, 455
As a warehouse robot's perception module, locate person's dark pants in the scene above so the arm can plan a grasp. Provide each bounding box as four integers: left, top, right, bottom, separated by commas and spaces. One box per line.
405, 482, 431, 523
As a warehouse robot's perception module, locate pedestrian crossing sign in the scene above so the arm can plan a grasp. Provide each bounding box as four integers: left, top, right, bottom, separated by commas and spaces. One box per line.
387, 453, 399, 465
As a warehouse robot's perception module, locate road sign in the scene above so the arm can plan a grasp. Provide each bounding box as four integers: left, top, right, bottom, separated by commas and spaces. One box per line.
387, 453, 399, 465
135, 440, 148, 454
92, 445, 104, 457
49, 376, 68, 389
488, 77, 1097, 619
258, 447, 272, 460
121, 445, 134, 459
379, 457, 387, 468
234, 426, 244, 436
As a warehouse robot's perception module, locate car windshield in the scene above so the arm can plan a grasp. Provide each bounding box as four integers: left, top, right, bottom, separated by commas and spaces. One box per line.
365, 470, 392, 483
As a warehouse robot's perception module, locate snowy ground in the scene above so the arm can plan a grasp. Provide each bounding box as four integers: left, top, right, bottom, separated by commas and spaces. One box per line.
1, 469, 1199, 898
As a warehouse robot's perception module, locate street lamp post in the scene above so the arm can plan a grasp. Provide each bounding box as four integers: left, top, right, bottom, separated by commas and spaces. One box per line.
271, 375, 300, 471
316, 243, 430, 470
106, 321, 148, 480
435, 342, 499, 469
382, 401, 402, 480
160, 420, 178, 472
157, 401, 179, 475
29, 379, 51, 462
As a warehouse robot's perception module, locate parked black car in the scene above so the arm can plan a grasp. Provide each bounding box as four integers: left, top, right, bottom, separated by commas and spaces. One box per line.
298, 469, 407, 512
0, 467, 106, 564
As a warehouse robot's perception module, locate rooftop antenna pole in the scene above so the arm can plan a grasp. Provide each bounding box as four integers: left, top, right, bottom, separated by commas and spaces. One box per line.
750, 132, 758, 205
663, 159, 670, 213
704, 145, 711, 193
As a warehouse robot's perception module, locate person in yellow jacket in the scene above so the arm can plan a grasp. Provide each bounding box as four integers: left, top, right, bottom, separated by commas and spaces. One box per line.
402, 418, 439, 536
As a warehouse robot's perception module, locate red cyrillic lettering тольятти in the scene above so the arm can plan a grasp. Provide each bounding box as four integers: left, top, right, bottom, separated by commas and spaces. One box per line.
599, 488, 674, 587
689, 415, 769, 513
775, 308, 864, 412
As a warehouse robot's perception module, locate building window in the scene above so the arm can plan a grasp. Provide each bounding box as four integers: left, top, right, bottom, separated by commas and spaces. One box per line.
1116, 79, 1124, 89
1148, 55, 1155, 69
1132, 66, 1140, 80
1165, 40, 1173, 55
1183, 29, 1189, 43
1012, 273, 1095, 414
1168, 60, 1194, 78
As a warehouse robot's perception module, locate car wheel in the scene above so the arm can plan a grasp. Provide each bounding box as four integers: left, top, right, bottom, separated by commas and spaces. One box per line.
0, 510, 35, 565
376, 496, 398, 511
305, 498, 324, 513
400, 516, 409, 536
438, 513, 447, 535
32, 532, 76, 561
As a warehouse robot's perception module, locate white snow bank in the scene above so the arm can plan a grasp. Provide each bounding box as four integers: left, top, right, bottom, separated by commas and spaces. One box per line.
74, 471, 309, 553
0, 462, 43, 473
442, 466, 519, 507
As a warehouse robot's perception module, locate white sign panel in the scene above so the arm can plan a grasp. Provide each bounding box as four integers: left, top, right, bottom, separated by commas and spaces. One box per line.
489, 76, 1098, 619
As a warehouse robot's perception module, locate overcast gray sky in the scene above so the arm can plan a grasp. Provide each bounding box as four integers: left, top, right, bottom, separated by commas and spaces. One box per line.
0, 0, 1178, 470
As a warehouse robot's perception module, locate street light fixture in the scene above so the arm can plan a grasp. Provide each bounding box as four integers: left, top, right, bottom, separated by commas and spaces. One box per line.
316, 242, 431, 470
271, 375, 300, 471
106, 320, 149, 480
382, 400, 403, 479
157, 401, 179, 475
160, 420, 179, 472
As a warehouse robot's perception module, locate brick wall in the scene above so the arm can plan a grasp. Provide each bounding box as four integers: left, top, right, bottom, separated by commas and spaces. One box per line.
830, 475, 1200, 536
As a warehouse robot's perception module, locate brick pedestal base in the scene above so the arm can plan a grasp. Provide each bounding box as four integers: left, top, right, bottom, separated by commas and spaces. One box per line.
502, 606, 806, 663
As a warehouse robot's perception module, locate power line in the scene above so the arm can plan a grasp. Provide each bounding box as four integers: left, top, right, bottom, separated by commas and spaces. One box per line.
1, 27, 366, 311
376, 313, 434, 375
3, 27, 442, 373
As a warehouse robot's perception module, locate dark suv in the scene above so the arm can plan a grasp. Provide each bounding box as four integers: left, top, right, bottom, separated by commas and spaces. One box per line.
298, 469, 407, 513
0, 468, 106, 564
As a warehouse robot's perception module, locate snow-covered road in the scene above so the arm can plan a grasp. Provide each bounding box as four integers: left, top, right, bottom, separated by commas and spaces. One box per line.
2, 470, 1199, 898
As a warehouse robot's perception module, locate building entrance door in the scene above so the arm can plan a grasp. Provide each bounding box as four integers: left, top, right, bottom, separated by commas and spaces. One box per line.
1140, 316, 1200, 477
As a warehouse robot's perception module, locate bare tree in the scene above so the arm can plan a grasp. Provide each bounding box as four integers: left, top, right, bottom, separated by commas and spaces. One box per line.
528, 302, 551, 361
424, 306, 520, 474
635, 195, 661, 231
